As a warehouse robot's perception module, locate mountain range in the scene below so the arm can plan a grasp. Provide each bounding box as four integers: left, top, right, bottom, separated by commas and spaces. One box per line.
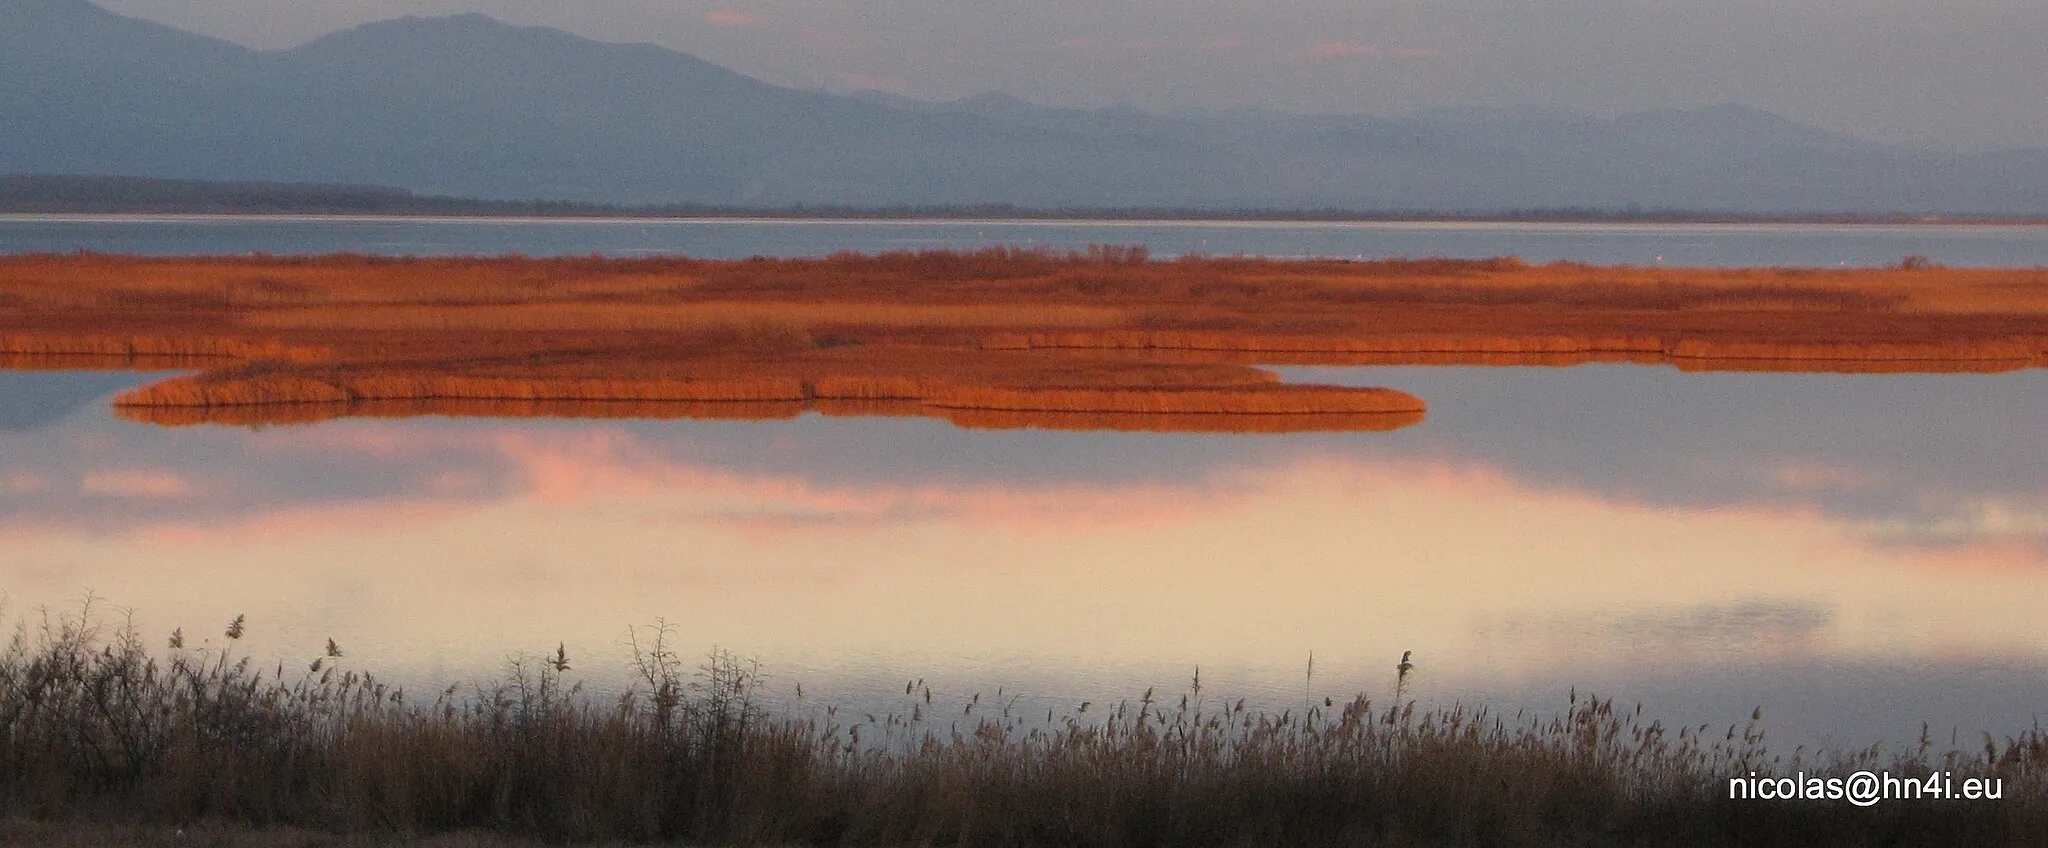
5, 0, 2046, 214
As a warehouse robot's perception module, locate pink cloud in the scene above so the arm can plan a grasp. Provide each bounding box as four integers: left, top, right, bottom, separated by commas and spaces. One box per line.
1309, 41, 1378, 56
82, 471, 193, 498
1901, 539, 2048, 574
704, 10, 769, 28
1202, 38, 1244, 51
1060, 36, 1098, 50
247, 424, 462, 458
480, 429, 1240, 536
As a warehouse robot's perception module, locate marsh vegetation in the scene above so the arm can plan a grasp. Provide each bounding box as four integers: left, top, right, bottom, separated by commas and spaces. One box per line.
3, 603, 2044, 846
2, 249, 2044, 429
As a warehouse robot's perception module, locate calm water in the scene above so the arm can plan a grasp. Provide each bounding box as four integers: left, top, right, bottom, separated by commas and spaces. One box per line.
3, 219, 2044, 750
3, 364, 2045, 751
1, 214, 2045, 266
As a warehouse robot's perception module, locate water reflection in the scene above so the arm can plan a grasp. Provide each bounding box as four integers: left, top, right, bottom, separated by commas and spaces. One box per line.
0, 370, 176, 432
1281, 365, 2048, 553
1, 366, 2044, 750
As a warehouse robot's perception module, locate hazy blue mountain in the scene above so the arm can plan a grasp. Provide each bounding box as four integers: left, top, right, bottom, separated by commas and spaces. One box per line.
4, 0, 2046, 213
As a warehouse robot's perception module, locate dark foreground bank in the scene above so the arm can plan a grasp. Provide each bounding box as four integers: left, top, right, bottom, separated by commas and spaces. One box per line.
3, 604, 2044, 846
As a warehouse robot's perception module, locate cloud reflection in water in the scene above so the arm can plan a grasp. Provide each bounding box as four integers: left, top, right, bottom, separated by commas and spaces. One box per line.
2, 365, 2045, 748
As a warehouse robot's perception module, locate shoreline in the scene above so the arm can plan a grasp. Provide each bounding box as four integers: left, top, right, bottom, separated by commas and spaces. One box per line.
5, 211, 2047, 228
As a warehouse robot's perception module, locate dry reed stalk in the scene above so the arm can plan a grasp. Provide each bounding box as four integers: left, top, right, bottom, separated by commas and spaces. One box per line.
807, 375, 954, 400
809, 371, 1283, 402
0, 334, 316, 360
1671, 357, 2038, 374
1666, 338, 2041, 361
115, 375, 352, 406
243, 301, 1129, 332
923, 384, 1426, 415
117, 396, 1427, 432
1102, 348, 1666, 368
115, 374, 810, 407
0, 353, 221, 371
118, 398, 809, 426
121, 373, 1420, 415
6, 597, 2046, 846
983, 330, 1669, 354
334, 374, 809, 403
809, 398, 930, 419
6, 252, 2044, 309
1280, 350, 1660, 367
352, 397, 808, 421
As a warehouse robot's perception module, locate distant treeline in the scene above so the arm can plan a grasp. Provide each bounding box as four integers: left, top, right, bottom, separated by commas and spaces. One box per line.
3, 174, 2041, 224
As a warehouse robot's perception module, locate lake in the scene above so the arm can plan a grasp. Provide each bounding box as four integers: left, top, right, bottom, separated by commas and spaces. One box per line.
2, 214, 2045, 267
4, 362, 2045, 751
2, 218, 2045, 754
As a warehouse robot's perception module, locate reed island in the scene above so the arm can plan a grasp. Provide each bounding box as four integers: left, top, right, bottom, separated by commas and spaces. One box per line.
2, 248, 2044, 430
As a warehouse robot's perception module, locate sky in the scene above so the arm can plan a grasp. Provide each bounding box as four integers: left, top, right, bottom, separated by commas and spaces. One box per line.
89, 0, 2048, 155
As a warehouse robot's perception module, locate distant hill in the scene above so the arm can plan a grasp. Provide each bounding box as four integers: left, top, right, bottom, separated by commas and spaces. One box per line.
0, 174, 614, 214
5, 0, 2047, 214
9, 174, 2039, 223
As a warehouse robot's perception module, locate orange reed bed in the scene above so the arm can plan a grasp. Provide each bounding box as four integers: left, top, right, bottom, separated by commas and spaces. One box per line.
1663, 338, 2044, 361
112, 393, 1424, 433
1669, 357, 2038, 374
0, 333, 319, 361
922, 384, 1425, 415
111, 370, 1422, 430
7, 251, 2047, 430
116, 374, 809, 407
116, 398, 810, 427
941, 408, 1426, 433
1113, 345, 2043, 372
985, 330, 2048, 363
982, 330, 1672, 354
0, 353, 218, 371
